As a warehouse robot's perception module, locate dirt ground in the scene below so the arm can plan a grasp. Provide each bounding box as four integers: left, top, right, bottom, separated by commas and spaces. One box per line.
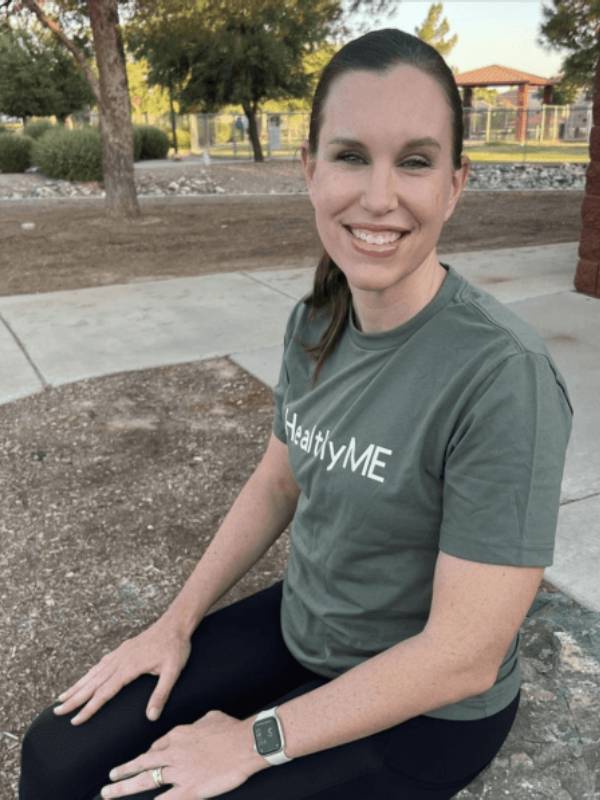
0, 168, 583, 297
0, 163, 580, 797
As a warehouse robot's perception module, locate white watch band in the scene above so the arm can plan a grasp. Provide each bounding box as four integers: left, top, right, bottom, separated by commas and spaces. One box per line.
253, 705, 293, 765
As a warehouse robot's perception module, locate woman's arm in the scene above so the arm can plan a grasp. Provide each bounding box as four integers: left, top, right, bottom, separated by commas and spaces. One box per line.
160, 433, 299, 637
236, 552, 544, 763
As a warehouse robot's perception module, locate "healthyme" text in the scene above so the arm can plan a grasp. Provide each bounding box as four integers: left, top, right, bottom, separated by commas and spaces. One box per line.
284, 408, 392, 483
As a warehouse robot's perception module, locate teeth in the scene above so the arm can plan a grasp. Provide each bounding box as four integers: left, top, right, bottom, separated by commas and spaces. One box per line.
349, 227, 403, 245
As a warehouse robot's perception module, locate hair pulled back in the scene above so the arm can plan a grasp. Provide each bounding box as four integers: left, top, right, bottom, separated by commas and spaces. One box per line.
300, 28, 464, 386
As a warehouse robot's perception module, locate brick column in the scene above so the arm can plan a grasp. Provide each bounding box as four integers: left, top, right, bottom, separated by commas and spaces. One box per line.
575, 53, 600, 297
516, 84, 529, 143
463, 86, 473, 140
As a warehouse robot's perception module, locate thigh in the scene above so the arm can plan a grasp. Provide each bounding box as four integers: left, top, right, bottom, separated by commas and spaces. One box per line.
377, 688, 522, 796
121, 688, 521, 800
20, 580, 326, 800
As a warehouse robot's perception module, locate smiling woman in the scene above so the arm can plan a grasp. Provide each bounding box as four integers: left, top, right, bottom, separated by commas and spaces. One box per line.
19, 27, 573, 800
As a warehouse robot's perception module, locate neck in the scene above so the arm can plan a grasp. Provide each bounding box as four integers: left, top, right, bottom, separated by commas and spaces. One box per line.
351, 259, 447, 335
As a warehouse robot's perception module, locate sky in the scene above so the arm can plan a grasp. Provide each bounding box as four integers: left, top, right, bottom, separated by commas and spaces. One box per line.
349, 1, 568, 79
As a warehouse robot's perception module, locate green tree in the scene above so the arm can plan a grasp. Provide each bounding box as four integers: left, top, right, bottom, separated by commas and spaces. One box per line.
539, 0, 600, 100
126, 0, 345, 161
44, 30, 96, 122
0, 26, 56, 122
5, 0, 141, 219
414, 2, 458, 58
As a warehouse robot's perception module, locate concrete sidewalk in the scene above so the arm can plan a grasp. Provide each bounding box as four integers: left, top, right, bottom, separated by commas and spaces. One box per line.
0, 240, 598, 616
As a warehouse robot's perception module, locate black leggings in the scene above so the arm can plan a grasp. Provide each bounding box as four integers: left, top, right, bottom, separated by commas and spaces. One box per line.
19, 580, 520, 800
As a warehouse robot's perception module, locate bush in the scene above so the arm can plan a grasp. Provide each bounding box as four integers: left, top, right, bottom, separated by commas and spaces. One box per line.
0, 133, 34, 173
23, 120, 55, 140
132, 125, 143, 161
32, 126, 102, 181
0, 124, 8, 134
134, 124, 170, 159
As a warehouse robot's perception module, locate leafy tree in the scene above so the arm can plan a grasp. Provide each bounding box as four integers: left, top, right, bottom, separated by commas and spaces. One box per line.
2, 0, 141, 218
127, 57, 173, 117
539, 0, 600, 100
0, 22, 92, 123
0, 26, 57, 122
126, 0, 343, 161
414, 2, 457, 58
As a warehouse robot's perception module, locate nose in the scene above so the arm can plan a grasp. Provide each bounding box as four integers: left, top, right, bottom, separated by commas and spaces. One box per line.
359, 162, 399, 215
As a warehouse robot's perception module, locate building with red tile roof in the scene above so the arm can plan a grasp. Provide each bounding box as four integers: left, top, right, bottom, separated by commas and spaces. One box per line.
454, 64, 557, 141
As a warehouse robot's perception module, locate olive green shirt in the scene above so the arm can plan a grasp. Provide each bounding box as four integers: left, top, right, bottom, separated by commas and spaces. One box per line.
272, 262, 573, 720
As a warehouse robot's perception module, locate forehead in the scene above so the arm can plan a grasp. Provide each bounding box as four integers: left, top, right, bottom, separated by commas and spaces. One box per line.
321, 64, 452, 146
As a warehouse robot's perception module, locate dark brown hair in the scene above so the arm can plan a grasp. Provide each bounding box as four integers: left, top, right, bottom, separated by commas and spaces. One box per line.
300, 27, 464, 386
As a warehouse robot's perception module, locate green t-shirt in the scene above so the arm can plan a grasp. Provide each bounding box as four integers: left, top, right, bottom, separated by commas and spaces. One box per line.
272, 262, 573, 721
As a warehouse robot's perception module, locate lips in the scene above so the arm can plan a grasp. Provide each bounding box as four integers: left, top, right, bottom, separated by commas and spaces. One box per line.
343, 224, 407, 257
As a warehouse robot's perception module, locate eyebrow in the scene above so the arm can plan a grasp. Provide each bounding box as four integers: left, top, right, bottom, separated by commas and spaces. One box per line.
327, 136, 441, 151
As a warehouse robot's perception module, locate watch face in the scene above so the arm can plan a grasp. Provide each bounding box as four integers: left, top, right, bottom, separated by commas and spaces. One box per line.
253, 717, 282, 755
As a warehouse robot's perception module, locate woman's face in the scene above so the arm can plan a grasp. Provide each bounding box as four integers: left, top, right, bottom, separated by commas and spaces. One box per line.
301, 63, 470, 298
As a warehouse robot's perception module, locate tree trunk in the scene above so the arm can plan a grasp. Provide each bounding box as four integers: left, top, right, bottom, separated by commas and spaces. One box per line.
243, 102, 263, 162
87, 0, 140, 219
575, 50, 600, 296
168, 81, 178, 155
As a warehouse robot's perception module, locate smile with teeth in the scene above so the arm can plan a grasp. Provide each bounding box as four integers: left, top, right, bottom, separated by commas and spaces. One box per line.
345, 225, 407, 250
349, 227, 402, 244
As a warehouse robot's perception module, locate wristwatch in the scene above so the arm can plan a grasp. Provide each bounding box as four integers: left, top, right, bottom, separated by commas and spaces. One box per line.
252, 706, 293, 765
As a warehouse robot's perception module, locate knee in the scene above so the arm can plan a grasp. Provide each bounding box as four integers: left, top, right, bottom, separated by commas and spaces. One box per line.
20, 703, 84, 796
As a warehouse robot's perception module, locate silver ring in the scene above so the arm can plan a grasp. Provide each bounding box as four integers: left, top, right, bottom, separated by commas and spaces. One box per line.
151, 766, 164, 788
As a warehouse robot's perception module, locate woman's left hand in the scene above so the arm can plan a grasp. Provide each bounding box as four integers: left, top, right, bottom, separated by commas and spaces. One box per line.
100, 709, 268, 799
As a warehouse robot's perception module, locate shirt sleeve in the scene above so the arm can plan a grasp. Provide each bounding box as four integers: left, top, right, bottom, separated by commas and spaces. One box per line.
272, 302, 301, 444
438, 351, 574, 567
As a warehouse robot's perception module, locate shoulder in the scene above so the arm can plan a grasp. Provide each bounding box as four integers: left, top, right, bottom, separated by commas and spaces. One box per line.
441, 266, 574, 415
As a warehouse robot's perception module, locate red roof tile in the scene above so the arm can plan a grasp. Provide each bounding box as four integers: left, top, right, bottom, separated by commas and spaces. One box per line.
454, 65, 554, 87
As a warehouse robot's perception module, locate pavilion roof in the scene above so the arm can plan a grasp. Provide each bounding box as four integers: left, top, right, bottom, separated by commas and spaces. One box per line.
454, 65, 554, 87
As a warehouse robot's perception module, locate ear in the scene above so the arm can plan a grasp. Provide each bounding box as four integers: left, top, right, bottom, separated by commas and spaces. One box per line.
443, 154, 470, 223
300, 140, 316, 195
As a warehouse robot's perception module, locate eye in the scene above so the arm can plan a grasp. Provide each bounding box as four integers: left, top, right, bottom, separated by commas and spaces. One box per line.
402, 158, 431, 169
336, 151, 364, 164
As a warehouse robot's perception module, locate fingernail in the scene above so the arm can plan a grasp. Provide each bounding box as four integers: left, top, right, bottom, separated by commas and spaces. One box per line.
148, 707, 159, 720
71, 716, 81, 725
109, 768, 118, 780
53, 704, 64, 713
57, 692, 66, 701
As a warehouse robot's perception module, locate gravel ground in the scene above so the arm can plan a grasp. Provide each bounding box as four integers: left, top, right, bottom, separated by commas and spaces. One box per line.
0, 158, 589, 200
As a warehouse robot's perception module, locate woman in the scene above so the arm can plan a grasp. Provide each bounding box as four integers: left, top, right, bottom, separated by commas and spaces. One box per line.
19, 27, 573, 800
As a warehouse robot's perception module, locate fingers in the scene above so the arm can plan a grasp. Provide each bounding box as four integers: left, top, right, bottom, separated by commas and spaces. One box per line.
146, 666, 181, 721
53, 665, 115, 715
55, 673, 123, 725
56, 659, 107, 703
100, 763, 174, 799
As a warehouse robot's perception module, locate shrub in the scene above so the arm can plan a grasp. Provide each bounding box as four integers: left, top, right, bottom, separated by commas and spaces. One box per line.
0, 124, 8, 134
32, 126, 102, 181
134, 124, 170, 159
132, 125, 143, 161
0, 133, 34, 173
23, 120, 55, 140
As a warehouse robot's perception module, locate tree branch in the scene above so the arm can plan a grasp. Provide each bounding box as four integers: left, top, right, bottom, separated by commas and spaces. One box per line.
19, 0, 101, 103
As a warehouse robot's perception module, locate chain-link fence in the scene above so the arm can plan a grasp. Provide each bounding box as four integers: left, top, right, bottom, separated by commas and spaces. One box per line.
463, 105, 592, 144
127, 106, 591, 160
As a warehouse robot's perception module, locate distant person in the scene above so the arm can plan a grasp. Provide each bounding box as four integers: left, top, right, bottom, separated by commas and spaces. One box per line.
235, 115, 245, 141
19, 27, 573, 800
